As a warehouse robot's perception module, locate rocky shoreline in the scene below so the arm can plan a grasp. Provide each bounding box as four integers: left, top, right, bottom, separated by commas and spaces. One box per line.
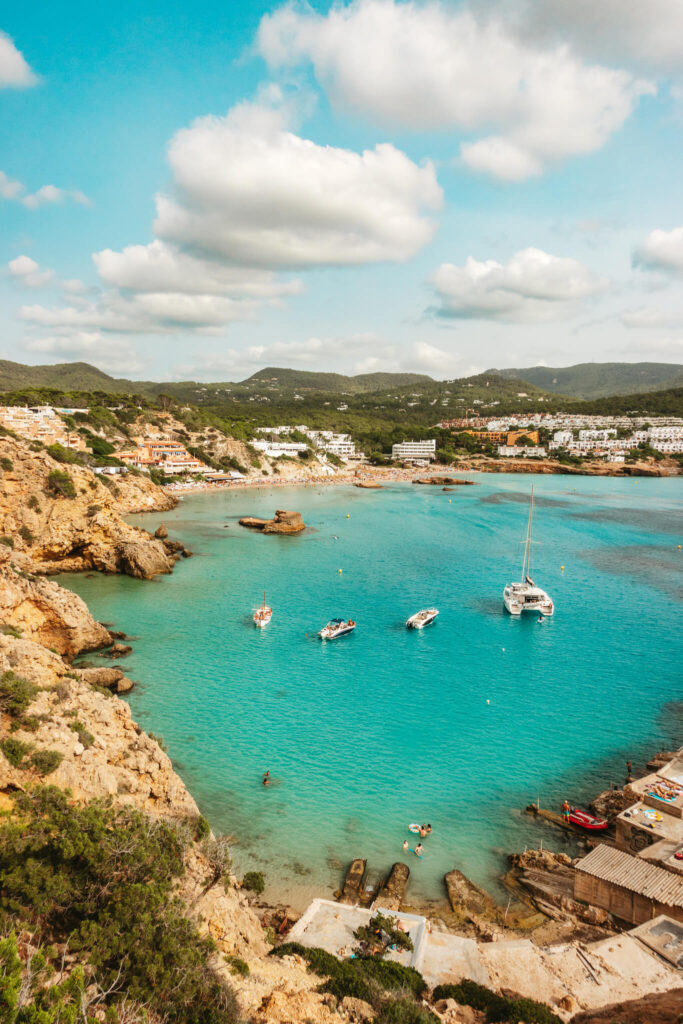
1, 433, 680, 1023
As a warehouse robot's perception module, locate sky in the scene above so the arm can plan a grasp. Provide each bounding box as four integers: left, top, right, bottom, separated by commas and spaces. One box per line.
2, 0, 683, 383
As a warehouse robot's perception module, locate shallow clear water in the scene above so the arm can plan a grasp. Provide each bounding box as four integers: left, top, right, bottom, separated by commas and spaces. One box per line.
58, 475, 683, 907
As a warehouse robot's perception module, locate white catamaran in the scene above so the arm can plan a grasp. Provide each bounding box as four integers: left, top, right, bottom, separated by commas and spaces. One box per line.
503, 487, 554, 616
253, 593, 273, 628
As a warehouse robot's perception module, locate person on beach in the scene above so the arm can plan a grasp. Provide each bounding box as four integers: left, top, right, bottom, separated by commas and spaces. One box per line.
561, 800, 570, 821
414, 843, 424, 858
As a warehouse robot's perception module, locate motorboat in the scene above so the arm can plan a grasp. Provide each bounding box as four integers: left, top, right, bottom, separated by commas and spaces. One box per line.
318, 618, 356, 639
253, 593, 272, 628
503, 486, 554, 616
406, 608, 439, 629
566, 806, 608, 831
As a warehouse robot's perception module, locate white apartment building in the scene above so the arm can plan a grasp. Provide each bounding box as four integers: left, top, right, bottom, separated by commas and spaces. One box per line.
497, 445, 548, 457
578, 429, 617, 441
392, 439, 437, 462
250, 439, 309, 458
553, 430, 573, 445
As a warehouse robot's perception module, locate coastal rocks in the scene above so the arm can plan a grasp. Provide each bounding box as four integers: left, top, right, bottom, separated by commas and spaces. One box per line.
374, 861, 410, 910
97, 642, 133, 660
0, 561, 110, 658
445, 867, 498, 920
0, 436, 177, 578
354, 481, 383, 489
239, 509, 306, 534
591, 786, 637, 822
414, 477, 476, 486
507, 848, 609, 925
340, 997, 375, 1021
154, 524, 168, 539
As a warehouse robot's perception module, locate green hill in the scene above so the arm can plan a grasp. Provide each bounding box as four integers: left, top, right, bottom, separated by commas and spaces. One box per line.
0, 359, 142, 394
244, 367, 434, 394
491, 362, 683, 399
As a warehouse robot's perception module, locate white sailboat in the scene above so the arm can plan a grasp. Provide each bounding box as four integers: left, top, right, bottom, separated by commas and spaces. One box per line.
253, 592, 273, 628
503, 487, 554, 616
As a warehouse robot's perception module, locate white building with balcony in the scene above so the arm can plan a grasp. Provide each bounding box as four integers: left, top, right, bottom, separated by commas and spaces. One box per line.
391, 439, 437, 462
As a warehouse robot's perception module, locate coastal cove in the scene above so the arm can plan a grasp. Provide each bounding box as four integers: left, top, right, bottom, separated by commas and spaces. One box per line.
59, 474, 683, 909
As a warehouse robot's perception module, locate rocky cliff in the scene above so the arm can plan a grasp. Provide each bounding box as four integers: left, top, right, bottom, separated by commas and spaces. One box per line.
0, 435, 179, 577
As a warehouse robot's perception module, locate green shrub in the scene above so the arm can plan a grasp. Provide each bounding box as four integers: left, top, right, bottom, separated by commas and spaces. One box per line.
226, 955, 250, 977
431, 982, 561, 1024
319, 969, 375, 1005
46, 443, 79, 464
27, 495, 41, 511
46, 470, 76, 499
242, 870, 265, 894
356, 958, 425, 997
0, 670, 38, 717
375, 998, 439, 1024
69, 722, 95, 748
194, 815, 211, 841
0, 456, 13, 471
0, 787, 239, 1024
18, 525, 34, 545
29, 750, 64, 776
0, 535, 14, 548
148, 731, 167, 751
11, 714, 44, 733
0, 623, 22, 639
0, 737, 33, 768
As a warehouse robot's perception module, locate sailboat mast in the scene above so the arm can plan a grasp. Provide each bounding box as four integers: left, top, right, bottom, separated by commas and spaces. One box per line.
521, 486, 534, 581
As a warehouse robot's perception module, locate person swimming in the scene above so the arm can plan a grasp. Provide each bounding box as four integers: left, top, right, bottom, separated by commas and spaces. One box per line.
402, 839, 409, 852
414, 843, 424, 857
262, 771, 270, 786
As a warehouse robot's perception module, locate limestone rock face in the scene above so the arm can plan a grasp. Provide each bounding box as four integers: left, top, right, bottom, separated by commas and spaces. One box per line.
0, 436, 176, 578
239, 509, 306, 534
0, 559, 110, 657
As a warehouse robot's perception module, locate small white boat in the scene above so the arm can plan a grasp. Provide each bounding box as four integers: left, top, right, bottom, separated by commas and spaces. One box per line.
318, 618, 356, 639
406, 608, 439, 629
503, 486, 554, 616
253, 592, 273, 628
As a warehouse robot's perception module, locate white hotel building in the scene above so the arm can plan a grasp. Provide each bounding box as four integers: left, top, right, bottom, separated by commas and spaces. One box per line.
391, 439, 437, 462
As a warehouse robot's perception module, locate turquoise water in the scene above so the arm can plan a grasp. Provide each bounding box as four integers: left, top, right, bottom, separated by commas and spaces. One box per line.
58, 475, 683, 907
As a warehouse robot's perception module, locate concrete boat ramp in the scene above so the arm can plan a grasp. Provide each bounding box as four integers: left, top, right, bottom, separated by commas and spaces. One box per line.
288, 899, 683, 1020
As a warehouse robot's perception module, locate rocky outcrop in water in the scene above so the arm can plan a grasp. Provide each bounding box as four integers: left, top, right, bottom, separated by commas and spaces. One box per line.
239, 509, 306, 534
414, 476, 476, 486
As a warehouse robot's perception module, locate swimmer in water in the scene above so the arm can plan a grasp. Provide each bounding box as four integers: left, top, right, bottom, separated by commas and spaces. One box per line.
402, 839, 409, 852
262, 771, 270, 786
414, 843, 424, 858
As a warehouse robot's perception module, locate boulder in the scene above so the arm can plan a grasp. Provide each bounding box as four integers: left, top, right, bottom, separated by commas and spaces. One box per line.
98, 642, 132, 660
154, 524, 168, 539
340, 997, 375, 1021
239, 510, 306, 534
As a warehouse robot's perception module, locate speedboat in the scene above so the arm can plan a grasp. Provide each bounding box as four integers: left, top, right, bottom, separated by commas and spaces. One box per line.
406, 608, 439, 629
503, 486, 554, 616
318, 618, 356, 639
253, 592, 272, 628
566, 806, 608, 831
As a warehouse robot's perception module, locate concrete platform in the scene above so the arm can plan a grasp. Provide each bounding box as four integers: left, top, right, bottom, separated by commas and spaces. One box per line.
288, 899, 427, 967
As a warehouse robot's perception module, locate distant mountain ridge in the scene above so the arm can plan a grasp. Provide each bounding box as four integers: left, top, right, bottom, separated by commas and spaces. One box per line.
245, 367, 434, 393
490, 362, 683, 400
1, 357, 682, 405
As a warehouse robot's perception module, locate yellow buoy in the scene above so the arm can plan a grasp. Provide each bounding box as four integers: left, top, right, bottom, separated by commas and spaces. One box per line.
678, 545, 682, 550
448, 499, 452, 503
346, 513, 350, 518
338, 568, 342, 574
560, 565, 565, 571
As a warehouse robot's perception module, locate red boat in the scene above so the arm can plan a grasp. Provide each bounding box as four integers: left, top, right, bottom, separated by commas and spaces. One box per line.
566, 806, 608, 831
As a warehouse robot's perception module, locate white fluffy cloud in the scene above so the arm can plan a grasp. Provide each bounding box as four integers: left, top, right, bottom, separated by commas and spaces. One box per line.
633, 226, 683, 275
0, 30, 37, 88
20, 289, 259, 335
8, 255, 54, 288
500, 0, 683, 76
23, 331, 146, 374
257, 0, 653, 180
0, 171, 90, 208
431, 247, 608, 321
94, 240, 302, 298
154, 96, 442, 266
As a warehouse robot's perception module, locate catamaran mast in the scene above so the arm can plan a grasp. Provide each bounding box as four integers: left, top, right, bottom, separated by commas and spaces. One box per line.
521, 486, 534, 584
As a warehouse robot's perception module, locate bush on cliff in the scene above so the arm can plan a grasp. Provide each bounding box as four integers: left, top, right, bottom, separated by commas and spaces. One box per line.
0, 736, 34, 768
0, 670, 38, 717
241, 870, 265, 894
431, 981, 561, 1024
46, 469, 76, 499
46, 442, 80, 464
30, 749, 64, 776
0, 787, 239, 1024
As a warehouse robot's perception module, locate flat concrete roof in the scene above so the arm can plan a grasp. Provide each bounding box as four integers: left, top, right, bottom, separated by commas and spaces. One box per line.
618, 801, 683, 845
